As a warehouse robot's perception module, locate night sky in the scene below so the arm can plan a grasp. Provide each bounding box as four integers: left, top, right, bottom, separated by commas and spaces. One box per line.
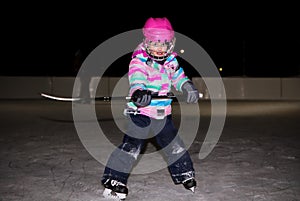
2, 3, 299, 77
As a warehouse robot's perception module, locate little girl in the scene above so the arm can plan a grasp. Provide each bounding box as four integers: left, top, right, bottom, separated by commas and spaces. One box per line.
101, 17, 199, 200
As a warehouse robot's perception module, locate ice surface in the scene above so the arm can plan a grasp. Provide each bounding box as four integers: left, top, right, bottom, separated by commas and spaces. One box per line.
0, 100, 299, 201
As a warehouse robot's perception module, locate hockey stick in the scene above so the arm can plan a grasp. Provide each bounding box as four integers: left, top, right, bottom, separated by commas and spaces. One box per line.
40, 92, 203, 102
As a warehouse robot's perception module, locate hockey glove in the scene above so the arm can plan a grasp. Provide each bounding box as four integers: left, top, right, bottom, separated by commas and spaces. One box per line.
131, 90, 152, 107
181, 81, 199, 103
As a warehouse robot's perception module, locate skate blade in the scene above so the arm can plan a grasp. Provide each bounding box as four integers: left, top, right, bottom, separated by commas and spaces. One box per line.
103, 188, 127, 200
189, 186, 195, 193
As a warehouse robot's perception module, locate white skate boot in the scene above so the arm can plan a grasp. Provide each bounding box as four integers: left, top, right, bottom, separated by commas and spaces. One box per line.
102, 179, 128, 200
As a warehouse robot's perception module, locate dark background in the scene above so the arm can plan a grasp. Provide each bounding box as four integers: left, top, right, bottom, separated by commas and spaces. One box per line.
1, 3, 299, 77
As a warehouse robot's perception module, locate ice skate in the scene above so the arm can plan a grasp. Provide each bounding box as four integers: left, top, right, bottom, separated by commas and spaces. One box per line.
102, 179, 128, 200
182, 178, 197, 193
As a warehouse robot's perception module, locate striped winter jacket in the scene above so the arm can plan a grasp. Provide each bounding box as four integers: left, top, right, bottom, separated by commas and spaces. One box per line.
126, 43, 190, 119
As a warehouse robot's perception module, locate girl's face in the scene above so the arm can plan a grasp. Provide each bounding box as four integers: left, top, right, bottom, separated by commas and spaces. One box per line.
148, 42, 168, 57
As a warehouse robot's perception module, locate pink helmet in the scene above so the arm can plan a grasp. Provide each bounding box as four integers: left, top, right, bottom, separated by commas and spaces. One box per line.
142, 17, 176, 61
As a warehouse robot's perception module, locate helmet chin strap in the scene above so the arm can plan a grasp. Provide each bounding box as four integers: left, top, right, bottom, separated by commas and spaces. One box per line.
150, 54, 169, 61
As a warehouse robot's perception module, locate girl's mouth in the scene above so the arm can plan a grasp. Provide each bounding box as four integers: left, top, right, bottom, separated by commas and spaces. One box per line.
152, 51, 166, 56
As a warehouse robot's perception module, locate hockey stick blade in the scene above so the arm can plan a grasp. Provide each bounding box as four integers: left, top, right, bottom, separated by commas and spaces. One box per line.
41, 93, 81, 101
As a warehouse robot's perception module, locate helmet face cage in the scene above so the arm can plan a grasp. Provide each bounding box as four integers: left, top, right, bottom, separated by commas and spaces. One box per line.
143, 37, 176, 61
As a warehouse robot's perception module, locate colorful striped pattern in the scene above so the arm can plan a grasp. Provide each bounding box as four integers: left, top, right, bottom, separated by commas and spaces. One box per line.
126, 43, 190, 119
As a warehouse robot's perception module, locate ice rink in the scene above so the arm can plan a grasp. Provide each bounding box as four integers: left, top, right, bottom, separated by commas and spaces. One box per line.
0, 99, 299, 201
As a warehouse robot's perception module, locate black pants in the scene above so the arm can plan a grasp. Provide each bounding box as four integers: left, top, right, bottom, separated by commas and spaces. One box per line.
102, 114, 195, 185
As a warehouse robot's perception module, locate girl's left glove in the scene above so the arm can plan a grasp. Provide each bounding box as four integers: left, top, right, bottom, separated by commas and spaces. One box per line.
181, 81, 199, 103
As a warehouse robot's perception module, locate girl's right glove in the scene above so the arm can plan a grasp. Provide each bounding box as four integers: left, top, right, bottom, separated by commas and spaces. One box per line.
131, 90, 152, 107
